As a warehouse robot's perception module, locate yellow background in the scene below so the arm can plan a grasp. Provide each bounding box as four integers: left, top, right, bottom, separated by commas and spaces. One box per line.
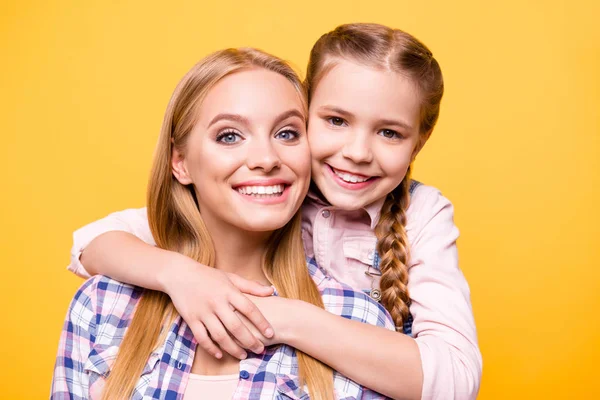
1, 0, 598, 398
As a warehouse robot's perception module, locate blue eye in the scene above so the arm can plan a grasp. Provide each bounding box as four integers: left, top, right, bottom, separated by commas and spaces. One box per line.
327, 117, 346, 127
216, 130, 242, 144
378, 129, 402, 139
275, 130, 299, 141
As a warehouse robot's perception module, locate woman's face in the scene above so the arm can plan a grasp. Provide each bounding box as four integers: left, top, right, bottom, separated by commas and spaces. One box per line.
173, 68, 310, 234
307, 59, 423, 210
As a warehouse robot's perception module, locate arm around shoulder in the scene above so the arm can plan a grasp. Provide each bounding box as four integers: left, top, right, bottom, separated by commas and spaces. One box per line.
408, 185, 482, 399
68, 207, 154, 278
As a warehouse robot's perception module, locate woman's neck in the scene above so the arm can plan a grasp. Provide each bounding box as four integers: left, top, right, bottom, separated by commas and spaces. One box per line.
214, 232, 271, 285
202, 217, 272, 285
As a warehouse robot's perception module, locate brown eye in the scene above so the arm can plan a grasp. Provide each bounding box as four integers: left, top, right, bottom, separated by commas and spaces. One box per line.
378, 129, 401, 139
328, 117, 346, 126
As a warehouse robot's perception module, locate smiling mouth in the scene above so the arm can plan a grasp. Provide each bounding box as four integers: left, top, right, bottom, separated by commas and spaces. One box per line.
328, 165, 375, 183
235, 184, 287, 198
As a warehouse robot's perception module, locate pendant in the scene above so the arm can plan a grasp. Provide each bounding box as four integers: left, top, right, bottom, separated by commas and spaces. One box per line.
370, 288, 382, 301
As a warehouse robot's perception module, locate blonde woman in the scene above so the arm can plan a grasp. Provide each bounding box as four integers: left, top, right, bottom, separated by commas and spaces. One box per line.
51, 48, 394, 400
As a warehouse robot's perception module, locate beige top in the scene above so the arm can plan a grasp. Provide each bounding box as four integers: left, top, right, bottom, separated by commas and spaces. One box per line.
182, 373, 239, 400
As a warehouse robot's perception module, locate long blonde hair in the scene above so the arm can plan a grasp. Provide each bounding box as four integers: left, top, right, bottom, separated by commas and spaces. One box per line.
306, 23, 444, 330
102, 48, 334, 400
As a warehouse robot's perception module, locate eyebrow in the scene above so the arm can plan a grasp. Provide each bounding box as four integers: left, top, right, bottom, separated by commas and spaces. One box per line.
317, 105, 415, 132
208, 109, 305, 128
377, 118, 415, 132
318, 105, 353, 119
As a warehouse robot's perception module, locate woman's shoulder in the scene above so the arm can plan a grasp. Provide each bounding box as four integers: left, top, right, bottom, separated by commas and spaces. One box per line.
70, 275, 143, 330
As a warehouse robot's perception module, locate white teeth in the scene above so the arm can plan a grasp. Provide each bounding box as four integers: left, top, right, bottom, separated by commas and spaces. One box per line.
236, 184, 285, 196
333, 168, 369, 183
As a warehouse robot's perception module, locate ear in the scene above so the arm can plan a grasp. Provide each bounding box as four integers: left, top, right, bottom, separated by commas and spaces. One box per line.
172, 147, 193, 185
411, 130, 432, 161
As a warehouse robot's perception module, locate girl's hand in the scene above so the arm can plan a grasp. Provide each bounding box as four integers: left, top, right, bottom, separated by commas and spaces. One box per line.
237, 295, 296, 347
158, 256, 274, 359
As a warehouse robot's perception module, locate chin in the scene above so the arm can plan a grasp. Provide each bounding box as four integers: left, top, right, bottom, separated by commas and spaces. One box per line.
244, 221, 289, 232
323, 192, 369, 211
241, 212, 295, 232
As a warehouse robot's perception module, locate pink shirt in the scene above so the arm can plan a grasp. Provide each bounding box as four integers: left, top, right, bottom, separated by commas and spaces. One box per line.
68, 183, 482, 399
182, 374, 239, 400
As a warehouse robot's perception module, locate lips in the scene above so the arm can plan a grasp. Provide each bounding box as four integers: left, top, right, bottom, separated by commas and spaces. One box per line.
325, 164, 378, 190
236, 184, 285, 196
330, 166, 371, 183
232, 179, 292, 204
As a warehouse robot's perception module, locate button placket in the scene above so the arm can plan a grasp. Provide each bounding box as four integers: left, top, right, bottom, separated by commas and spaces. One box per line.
316, 208, 332, 271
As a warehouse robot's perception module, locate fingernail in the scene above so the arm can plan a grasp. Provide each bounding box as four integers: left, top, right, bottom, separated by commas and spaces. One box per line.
264, 328, 274, 338
240, 352, 247, 359
215, 352, 222, 359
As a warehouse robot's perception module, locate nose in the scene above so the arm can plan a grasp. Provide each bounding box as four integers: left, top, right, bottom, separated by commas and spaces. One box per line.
246, 137, 281, 173
341, 130, 373, 164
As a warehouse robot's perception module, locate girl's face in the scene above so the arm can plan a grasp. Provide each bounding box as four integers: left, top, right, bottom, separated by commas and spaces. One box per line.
172, 68, 311, 234
308, 59, 423, 210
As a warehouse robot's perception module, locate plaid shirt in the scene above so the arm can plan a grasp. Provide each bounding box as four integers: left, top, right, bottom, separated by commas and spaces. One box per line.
52, 258, 395, 399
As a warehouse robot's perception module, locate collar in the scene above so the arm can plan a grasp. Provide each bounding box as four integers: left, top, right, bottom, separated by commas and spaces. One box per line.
307, 189, 386, 230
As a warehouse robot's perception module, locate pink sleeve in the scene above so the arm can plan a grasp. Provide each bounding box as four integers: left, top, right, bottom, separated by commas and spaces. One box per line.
68, 207, 155, 278
408, 186, 482, 400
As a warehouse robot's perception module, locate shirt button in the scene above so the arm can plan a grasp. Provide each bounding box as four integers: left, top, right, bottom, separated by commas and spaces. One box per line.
239, 370, 250, 379
367, 251, 374, 261
177, 361, 183, 370
321, 210, 331, 218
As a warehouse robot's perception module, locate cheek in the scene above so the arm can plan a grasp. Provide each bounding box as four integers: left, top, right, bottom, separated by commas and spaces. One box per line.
188, 149, 237, 186
284, 146, 311, 177
308, 123, 344, 161
376, 145, 413, 176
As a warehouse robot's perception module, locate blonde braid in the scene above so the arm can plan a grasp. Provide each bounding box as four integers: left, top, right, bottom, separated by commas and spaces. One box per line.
375, 172, 412, 330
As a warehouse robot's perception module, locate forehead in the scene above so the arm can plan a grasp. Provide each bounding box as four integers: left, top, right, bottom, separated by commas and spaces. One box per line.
310, 59, 421, 125
197, 68, 305, 125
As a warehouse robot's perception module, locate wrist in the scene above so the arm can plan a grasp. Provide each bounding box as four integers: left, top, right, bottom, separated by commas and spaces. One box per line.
277, 298, 310, 345
156, 250, 192, 293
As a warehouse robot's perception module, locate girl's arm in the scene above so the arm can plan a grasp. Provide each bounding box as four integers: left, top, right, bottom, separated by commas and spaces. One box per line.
251, 187, 481, 400
250, 295, 423, 400
406, 187, 482, 400
69, 208, 155, 278
68, 208, 275, 359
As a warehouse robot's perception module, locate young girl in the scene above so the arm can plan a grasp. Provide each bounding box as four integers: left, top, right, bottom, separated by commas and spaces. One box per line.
52, 47, 395, 400
68, 24, 481, 399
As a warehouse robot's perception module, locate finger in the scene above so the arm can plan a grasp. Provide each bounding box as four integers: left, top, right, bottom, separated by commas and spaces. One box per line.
230, 294, 274, 339
188, 320, 222, 359
228, 274, 274, 297
203, 315, 247, 360
216, 306, 264, 354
